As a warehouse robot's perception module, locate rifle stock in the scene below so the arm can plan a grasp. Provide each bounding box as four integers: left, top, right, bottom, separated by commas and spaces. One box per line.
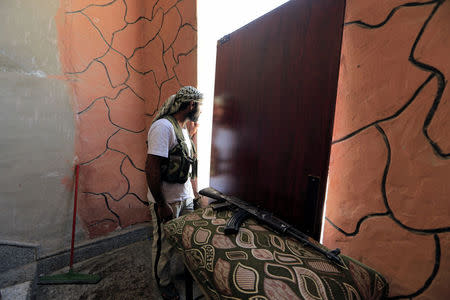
199, 187, 342, 266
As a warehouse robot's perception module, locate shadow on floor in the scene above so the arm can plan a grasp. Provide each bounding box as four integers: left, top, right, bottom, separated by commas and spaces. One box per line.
33, 240, 202, 300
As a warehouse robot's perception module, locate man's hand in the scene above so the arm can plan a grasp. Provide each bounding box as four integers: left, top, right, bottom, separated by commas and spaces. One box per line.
186, 121, 199, 138
158, 202, 174, 223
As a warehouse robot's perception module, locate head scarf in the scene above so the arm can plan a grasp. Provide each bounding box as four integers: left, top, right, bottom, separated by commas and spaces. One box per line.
153, 86, 203, 123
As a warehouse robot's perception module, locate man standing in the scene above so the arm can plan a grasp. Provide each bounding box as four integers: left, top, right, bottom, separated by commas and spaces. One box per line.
145, 86, 203, 300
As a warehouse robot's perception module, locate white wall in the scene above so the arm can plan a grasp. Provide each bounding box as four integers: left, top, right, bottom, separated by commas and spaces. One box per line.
0, 1, 77, 255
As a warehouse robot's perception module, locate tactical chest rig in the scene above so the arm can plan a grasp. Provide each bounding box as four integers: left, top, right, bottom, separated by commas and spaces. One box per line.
160, 116, 197, 184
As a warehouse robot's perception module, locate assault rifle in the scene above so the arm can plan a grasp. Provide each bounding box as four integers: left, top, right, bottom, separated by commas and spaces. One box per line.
199, 187, 343, 266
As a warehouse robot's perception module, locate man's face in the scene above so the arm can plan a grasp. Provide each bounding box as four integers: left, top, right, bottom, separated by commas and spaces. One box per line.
187, 101, 201, 122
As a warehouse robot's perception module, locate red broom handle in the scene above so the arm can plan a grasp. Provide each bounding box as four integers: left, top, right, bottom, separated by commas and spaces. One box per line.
69, 164, 80, 270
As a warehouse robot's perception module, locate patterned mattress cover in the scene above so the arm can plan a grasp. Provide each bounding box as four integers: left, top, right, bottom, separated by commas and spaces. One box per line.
164, 207, 389, 300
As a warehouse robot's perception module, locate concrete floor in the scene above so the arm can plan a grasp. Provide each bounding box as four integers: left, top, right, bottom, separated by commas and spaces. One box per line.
31, 240, 202, 300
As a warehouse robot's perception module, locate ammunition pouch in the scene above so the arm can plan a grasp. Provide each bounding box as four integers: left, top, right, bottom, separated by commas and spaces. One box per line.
160, 116, 197, 184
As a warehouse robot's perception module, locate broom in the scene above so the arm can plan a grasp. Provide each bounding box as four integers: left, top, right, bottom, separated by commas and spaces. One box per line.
37, 165, 101, 284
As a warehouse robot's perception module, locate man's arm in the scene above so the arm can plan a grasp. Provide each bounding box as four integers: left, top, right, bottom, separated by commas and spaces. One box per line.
145, 154, 165, 204
145, 154, 174, 222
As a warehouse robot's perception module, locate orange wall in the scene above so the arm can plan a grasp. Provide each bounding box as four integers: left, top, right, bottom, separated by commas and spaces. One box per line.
55, 0, 197, 237
323, 0, 450, 298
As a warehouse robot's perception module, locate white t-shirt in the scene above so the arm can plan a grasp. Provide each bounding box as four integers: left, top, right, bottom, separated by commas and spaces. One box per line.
147, 118, 194, 204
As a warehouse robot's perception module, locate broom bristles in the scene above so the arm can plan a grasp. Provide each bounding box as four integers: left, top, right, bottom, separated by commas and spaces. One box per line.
37, 270, 101, 285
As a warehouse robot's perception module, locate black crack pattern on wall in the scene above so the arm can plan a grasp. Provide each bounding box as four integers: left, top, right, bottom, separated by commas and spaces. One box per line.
327, 0, 448, 298
63, 0, 197, 229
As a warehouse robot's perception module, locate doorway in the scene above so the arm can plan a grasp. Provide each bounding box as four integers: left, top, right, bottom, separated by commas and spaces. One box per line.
196, 0, 289, 190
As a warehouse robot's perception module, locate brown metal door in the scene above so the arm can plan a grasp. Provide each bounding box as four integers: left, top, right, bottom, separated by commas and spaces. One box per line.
210, 0, 345, 239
